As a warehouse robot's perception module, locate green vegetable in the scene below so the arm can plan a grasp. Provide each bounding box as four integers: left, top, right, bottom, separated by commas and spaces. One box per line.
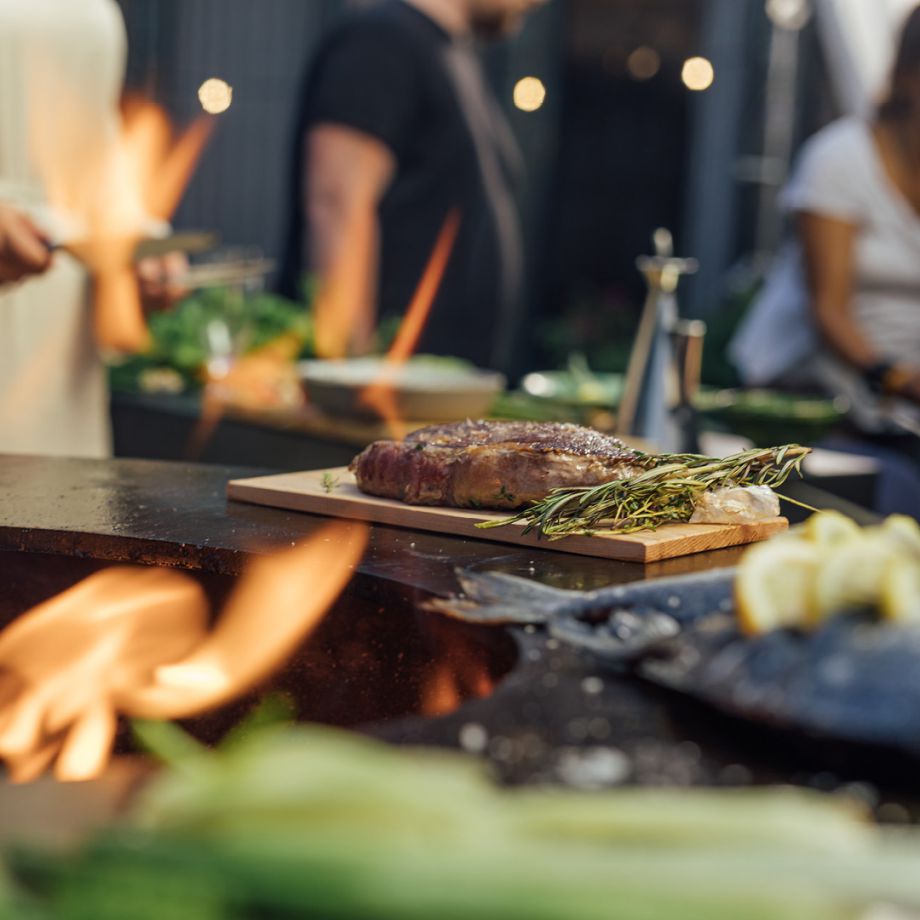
488, 391, 579, 423
0, 860, 45, 920
109, 287, 314, 395
148, 288, 313, 371
7, 719, 920, 918
695, 389, 845, 448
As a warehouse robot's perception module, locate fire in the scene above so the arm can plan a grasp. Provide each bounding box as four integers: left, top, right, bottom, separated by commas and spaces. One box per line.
29, 54, 213, 352
420, 627, 494, 718
376, 210, 461, 367
312, 204, 378, 360
0, 522, 367, 783
421, 663, 464, 717
357, 210, 461, 439
187, 333, 306, 460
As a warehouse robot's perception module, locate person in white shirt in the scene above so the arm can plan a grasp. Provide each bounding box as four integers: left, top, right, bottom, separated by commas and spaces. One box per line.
0, 0, 182, 459
731, 4, 920, 435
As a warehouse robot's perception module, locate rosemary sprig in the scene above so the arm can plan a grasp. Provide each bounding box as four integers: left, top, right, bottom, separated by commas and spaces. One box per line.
477, 445, 811, 539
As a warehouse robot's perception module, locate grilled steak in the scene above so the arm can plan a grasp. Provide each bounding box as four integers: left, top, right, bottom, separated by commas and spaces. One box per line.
349, 420, 644, 509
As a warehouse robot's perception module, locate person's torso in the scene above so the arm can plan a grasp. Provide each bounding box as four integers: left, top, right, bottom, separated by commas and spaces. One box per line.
0, 0, 125, 205
0, 0, 125, 458
843, 121, 920, 363
304, 2, 522, 368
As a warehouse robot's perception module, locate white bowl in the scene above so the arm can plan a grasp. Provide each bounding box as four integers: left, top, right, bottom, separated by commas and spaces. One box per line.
299, 358, 506, 421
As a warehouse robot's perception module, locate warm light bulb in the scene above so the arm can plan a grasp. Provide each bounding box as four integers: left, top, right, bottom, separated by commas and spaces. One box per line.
682, 57, 715, 92
198, 78, 233, 115
627, 46, 662, 81
513, 76, 547, 112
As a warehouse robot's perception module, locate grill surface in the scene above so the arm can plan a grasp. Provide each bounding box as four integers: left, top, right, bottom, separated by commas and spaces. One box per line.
0, 454, 911, 838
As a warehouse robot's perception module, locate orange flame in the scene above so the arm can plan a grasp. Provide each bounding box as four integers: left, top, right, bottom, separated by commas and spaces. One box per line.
358, 210, 461, 439
186, 332, 307, 461
421, 664, 464, 718
29, 60, 213, 353
380, 210, 461, 366
0, 522, 367, 783
420, 632, 494, 718
312, 205, 378, 360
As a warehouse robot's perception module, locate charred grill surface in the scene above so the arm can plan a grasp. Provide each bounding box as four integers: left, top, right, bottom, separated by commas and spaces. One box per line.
349, 420, 643, 510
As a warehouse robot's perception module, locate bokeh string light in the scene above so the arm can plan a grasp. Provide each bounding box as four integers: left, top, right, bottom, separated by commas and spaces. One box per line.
513, 76, 547, 112
198, 77, 233, 115
682, 56, 715, 92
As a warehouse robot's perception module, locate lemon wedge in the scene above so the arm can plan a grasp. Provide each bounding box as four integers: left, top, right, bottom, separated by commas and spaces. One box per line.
880, 556, 920, 623
881, 515, 920, 559
735, 511, 920, 634
735, 538, 820, 636
801, 510, 861, 548
811, 534, 894, 625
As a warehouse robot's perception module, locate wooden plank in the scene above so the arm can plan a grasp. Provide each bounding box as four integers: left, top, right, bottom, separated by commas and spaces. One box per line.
228, 468, 788, 563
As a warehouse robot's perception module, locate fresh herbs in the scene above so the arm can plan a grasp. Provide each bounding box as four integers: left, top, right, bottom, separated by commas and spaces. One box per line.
478, 445, 810, 539
321, 472, 339, 494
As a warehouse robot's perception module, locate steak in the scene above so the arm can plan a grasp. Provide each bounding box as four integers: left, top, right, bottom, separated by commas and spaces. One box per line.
349, 420, 644, 509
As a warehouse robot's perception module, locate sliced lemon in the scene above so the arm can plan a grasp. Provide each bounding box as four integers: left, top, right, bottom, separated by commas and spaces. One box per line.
881, 515, 920, 559
735, 539, 820, 636
736, 512, 920, 632
811, 534, 893, 625
880, 555, 920, 623
801, 511, 861, 549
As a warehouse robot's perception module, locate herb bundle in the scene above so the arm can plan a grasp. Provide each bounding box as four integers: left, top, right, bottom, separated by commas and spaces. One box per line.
478, 445, 811, 539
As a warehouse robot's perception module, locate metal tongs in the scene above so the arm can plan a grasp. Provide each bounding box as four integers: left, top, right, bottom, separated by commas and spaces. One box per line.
47, 230, 218, 264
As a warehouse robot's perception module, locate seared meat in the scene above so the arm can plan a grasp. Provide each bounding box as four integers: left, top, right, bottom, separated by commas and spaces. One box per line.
349, 420, 644, 509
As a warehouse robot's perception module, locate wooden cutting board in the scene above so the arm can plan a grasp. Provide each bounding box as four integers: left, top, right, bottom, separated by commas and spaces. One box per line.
228, 467, 788, 564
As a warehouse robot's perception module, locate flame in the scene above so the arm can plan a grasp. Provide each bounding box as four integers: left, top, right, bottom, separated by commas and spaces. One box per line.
127, 522, 367, 718
420, 630, 494, 718
29, 54, 213, 352
0, 568, 208, 783
0, 522, 367, 783
186, 332, 306, 460
421, 663, 464, 718
312, 205, 378, 360
377, 210, 461, 366
358, 210, 461, 439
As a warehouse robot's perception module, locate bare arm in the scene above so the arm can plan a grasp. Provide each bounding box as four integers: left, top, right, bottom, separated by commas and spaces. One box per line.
305, 124, 396, 357
798, 212, 878, 369
799, 211, 920, 403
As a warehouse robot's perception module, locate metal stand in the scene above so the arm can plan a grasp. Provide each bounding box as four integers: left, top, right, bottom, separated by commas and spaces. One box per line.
616, 230, 703, 453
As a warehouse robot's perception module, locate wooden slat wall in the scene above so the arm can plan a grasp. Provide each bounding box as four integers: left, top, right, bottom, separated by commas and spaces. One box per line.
117, 0, 339, 273
115, 0, 560, 339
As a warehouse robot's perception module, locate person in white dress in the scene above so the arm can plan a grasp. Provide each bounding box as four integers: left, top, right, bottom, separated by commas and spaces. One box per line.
0, 0, 181, 459
731, 4, 920, 436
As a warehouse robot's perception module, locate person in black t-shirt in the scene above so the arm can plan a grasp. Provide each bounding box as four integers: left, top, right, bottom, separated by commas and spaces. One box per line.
279, 0, 547, 371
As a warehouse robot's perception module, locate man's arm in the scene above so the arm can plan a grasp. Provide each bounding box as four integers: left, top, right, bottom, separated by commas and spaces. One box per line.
305, 123, 396, 357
